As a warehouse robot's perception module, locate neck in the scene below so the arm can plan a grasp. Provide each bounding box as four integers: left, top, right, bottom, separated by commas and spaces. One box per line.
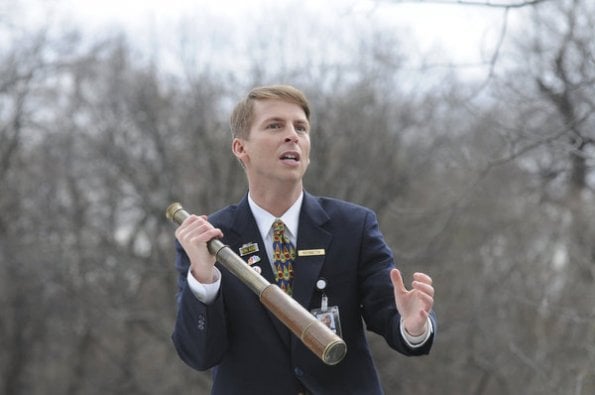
248, 180, 303, 217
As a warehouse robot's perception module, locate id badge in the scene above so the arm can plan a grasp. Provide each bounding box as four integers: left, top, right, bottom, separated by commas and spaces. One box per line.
311, 293, 342, 338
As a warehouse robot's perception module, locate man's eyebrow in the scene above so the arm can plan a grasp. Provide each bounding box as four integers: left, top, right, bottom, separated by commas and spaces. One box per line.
259, 117, 285, 125
260, 117, 309, 125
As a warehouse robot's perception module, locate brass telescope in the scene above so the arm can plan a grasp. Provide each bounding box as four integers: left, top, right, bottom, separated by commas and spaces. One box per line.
166, 202, 347, 366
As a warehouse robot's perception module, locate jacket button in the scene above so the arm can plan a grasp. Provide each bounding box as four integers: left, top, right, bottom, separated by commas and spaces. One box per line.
294, 367, 303, 377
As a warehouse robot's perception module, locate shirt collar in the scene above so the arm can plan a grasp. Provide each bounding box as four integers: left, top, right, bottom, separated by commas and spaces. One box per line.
248, 191, 303, 240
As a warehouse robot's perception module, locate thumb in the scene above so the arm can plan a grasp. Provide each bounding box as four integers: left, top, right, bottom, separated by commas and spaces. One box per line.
390, 269, 408, 294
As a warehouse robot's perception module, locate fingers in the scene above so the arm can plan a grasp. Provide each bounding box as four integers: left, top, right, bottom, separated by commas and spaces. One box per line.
175, 215, 222, 283
176, 215, 223, 243
412, 280, 434, 298
413, 289, 434, 312
395, 270, 435, 310
412, 272, 434, 297
393, 270, 434, 293
413, 272, 432, 285
390, 269, 407, 294
412, 277, 434, 314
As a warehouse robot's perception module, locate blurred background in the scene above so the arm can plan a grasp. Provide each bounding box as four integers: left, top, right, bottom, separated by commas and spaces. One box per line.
1, 0, 593, 393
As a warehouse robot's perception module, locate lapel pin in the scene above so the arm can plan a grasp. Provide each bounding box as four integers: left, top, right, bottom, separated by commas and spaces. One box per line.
247, 255, 261, 265
239, 242, 259, 256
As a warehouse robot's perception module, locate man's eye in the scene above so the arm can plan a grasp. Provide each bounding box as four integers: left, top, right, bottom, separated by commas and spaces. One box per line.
296, 125, 308, 133
267, 123, 281, 129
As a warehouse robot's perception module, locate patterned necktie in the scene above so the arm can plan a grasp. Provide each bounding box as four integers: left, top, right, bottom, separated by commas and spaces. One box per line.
272, 219, 295, 296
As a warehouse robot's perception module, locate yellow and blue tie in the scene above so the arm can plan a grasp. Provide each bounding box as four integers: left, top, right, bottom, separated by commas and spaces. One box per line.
272, 219, 295, 296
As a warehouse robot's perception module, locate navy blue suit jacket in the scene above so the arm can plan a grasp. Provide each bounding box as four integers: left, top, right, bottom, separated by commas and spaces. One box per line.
172, 192, 436, 394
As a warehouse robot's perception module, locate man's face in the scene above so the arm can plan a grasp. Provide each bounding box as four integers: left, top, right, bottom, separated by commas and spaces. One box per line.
233, 99, 311, 186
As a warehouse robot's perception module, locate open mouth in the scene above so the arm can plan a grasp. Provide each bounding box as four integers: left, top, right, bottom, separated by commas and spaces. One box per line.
280, 152, 300, 162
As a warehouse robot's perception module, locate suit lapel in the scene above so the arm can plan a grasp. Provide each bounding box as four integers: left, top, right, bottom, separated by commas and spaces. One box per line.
293, 193, 332, 310
226, 195, 291, 346
226, 196, 276, 284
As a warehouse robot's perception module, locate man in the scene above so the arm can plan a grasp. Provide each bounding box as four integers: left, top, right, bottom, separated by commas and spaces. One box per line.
172, 85, 436, 394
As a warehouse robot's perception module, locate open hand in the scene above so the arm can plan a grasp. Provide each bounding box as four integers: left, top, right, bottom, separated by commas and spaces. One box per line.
390, 269, 434, 336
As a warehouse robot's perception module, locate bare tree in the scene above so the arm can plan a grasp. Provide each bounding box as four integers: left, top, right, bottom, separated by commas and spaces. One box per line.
3, 0, 594, 394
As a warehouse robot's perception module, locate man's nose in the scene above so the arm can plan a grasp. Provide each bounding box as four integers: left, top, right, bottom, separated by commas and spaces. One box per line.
284, 126, 299, 142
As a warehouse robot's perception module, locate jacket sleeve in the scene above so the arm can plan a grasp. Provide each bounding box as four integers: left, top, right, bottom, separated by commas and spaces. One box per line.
357, 209, 436, 356
171, 241, 228, 370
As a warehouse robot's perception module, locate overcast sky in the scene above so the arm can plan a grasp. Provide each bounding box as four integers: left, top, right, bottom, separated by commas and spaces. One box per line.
12, 0, 517, 78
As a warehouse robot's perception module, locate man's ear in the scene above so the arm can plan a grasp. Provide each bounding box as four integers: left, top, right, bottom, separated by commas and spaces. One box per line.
232, 138, 247, 168
232, 138, 245, 157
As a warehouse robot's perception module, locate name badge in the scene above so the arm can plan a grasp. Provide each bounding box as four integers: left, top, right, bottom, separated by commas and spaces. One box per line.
298, 249, 325, 257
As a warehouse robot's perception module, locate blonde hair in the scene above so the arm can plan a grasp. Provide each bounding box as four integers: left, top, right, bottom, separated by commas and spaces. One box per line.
230, 85, 311, 139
